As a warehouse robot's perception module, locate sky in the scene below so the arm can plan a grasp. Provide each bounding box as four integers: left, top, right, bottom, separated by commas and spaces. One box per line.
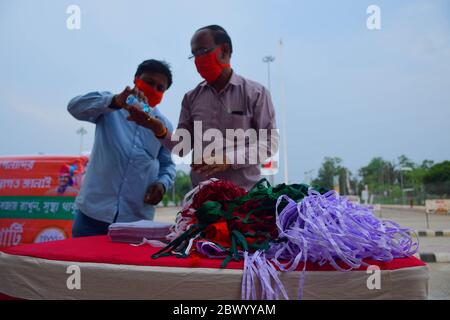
1, 0, 449, 184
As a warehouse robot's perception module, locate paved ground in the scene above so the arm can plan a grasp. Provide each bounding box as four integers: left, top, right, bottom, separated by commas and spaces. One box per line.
376, 208, 450, 299
376, 207, 450, 230
374, 208, 450, 256
428, 263, 450, 300
418, 237, 450, 255
154, 206, 450, 299
154, 206, 181, 223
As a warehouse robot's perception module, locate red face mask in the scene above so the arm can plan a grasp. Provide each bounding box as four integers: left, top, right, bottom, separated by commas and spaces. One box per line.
134, 77, 164, 107
194, 47, 230, 83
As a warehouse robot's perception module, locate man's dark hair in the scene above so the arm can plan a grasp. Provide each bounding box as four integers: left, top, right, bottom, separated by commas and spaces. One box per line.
135, 59, 173, 89
196, 25, 233, 54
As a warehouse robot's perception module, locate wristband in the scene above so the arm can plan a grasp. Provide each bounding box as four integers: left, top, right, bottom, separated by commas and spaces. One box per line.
155, 126, 168, 139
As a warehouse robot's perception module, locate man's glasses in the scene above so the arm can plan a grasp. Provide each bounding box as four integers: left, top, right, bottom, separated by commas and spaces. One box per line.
188, 46, 218, 60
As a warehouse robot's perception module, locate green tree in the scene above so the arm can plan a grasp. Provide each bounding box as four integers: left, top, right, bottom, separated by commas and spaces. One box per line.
167, 170, 192, 206
423, 161, 450, 196
397, 154, 416, 170
311, 157, 354, 194
312, 157, 342, 190
358, 157, 395, 195
420, 159, 434, 170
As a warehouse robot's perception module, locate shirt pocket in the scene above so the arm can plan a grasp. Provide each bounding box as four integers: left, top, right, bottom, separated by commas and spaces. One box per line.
221, 105, 253, 131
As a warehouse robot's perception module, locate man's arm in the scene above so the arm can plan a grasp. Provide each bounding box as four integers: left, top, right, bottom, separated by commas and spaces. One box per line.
142, 117, 177, 206
68, 86, 148, 123
143, 134, 177, 205
67, 91, 118, 123
128, 93, 194, 154
158, 94, 193, 153
156, 127, 177, 192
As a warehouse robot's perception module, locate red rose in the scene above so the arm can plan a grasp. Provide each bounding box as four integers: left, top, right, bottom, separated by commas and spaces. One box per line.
203, 220, 232, 247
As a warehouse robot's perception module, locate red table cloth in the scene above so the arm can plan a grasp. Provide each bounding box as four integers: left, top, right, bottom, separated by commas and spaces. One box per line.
0, 236, 429, 300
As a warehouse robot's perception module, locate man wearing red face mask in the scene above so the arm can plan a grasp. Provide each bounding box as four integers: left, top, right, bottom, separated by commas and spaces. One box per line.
133, 25, 278, 190
67, 60, 176, 237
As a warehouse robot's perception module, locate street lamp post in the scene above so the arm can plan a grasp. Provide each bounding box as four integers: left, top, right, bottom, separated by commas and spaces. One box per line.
278, 39, 289, 184
76, 127, 87, 155
262, 55, 275, 185
262, 56, 275, 92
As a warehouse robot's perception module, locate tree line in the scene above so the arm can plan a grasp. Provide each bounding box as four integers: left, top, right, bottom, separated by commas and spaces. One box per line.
161, 156, 450, 207
311, 155, 450, 204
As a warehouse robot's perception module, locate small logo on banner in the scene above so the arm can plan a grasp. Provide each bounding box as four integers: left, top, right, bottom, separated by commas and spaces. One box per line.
34, 227, 67, 243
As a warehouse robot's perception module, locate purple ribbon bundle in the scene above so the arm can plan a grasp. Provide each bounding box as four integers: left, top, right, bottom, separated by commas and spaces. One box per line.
242, 250, 289, 300
242, 189, 419, 300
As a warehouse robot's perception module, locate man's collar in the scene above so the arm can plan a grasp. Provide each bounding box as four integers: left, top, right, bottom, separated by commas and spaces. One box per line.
228, 70, 243, 86
199, 69, 243, 87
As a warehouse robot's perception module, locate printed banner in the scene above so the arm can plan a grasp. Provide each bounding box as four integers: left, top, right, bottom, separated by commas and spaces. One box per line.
0, 218, 73, 248
0, 196, 76, 220
0, 156, 87, 196
0, 155, 88, 249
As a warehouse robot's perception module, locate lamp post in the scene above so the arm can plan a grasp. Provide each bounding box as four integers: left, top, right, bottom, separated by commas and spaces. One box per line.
76, 127, 87, 155
279, 39, 289, 184
262, 55, 275, 185
262, 56, 275, 92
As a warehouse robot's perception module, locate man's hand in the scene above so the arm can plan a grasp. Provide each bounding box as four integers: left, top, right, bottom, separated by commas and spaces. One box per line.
144, 182, 166, 205
191, 155, 232, 177
113, 85, 167, 137
112, 86, 148, 109
125, 105, 151, 127
125, 106, 167, 137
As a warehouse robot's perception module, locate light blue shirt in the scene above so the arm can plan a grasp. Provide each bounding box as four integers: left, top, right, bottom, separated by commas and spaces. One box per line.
68, 91, 176, 223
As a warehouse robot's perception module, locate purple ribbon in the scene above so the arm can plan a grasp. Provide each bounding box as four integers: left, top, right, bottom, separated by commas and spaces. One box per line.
196, 240, 230, 258
242, 250, 289, 300
243, 189, 418, 300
